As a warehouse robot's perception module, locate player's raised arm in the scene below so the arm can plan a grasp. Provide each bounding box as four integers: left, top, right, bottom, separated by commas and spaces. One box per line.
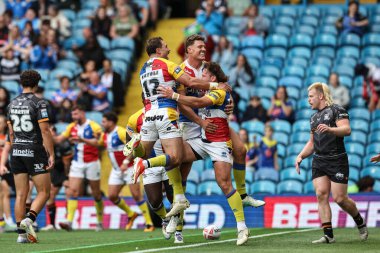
176, 72, 232, 92
158, 85, 213, 108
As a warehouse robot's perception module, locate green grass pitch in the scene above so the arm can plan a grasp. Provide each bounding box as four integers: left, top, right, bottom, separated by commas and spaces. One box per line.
0, 228, 379, 253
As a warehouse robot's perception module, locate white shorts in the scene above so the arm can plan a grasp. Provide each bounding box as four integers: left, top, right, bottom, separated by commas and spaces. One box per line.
141, 108, 182, 142
180, 121, 201, 141
188, 138, 233, 165
108, 168, 138, 185
69, 160, 101, 180
142, 166, 168, 185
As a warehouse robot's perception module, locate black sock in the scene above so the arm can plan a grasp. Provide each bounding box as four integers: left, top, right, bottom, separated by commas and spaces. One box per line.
240, 193, 248, 200
322, 222, 334, 238
353, 213, 365, 228
26, 210, 37, 222
17, 222, 26, 234
47, 203, 56, 227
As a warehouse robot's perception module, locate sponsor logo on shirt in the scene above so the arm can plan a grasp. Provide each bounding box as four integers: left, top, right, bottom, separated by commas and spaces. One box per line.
13, 148, 34, 157
34, 163, 45, 172
145, 115, 164, 122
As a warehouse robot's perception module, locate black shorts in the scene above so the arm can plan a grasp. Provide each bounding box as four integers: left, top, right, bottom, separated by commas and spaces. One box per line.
0, 172, 15, 190
51, 163, 67, 188
312, 153, 349, 184
10, 146, 49, 176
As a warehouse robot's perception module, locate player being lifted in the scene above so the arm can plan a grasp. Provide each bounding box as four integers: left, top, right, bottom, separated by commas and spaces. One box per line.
125, 37, 230, 218
96, 112, 154, 232
158, 62, 250, 246
7, 70, 55, 243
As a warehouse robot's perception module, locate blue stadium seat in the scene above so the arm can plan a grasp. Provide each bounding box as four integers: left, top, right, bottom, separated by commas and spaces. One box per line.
282, 66, 305, 78
339, 75, 353, 89
260, 7, 274, 18
273, 132, 289, 146
361, 167, 380, 180
347, 154, 362, 169
322, 16, 340, 26
324, 8, 344, 17
349, 108, 371, 121
49, 68, 74, 80
295, 25, 315, 37
106, 49, 133, 64
201, 169, 215, 182
251, 180, 276, 194
72, 18, 91, 30
43, 90, 55, 101
35, 69, 50, 82
241, 120, 265, 135
1, 80, 20, 94
351, 87, 363, 99
290, 132, 310, 144
337, 46, 360, 59
312, 56, 333, 68
245, 172, 254, 184
111, 37, 135, 51
264, 47, 287, 59
345, 143, 365, 156
285, 86, 300, 100
313, 47, 336, 59
238, 100, 247, 113
345, 131, 367, 145
97, 35, 110, 50
191, 160, 205, 174
198, 181, 223, 195
349, 168, 360, 183
335, 56, 357, 68
254, 169, 279, 182
300, 16, 318, 27
350, 98, 366, 108
372, 110, 380, 121
241, 48, 263, 60
288, 47, 311, 59
277, 180, 303, 194
371, 119, 380, 132
296, 99, 310, 110
229, 121, 240, 133
277, 144, 286, 158
279, 76, 303, 89
363, 154, 375, 168
370, 24, 380, 33
363, 56, 380, 67
271, 120, 292, 134
265, 34, 288, 48
235, 87, 250, 101
319, 25, 338, 35
304, 181, 315, 194
77, 9, 94, 19
287, 143, 305, 156
277, 7, 298, 18
272, 25, 291, 37
374, 180, 380, 193
301, 7, 321, 17
255, 76, 277, 90
60, 9, 76, 21
307, 65, 330, 78
258, 65, 281, 79
226, 35, 240, 49
351, 119, 369, 133
86, 112, 103, 124
286, 57, 308, 68
368, 132, 380, 144
280, 169, 307, 183
290, 34, 312, 48
253, 87, 275, 100
366, 143, 380, 156
186, 182, 197, 195
224, 16, 246, 36
314, 34, 337, 48
293, 120, 311, 133
334, 65, 354, 78
339, 33, 361, 47
63, 37, 85, 50
362, 46, 380, 58
187, 170, 199, 184
296, 109, 314, 120
241, 36, 264, 49
54, 122, 69, 134
276, 16, 295, 28
45, 79, 61, 91
56, 60, 82, 75
362, 33, 380, 47
82, 0, 100, 10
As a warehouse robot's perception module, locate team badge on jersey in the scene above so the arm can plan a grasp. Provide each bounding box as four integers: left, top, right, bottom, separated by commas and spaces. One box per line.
41, 109, 48, 118
174, 66, 182, 74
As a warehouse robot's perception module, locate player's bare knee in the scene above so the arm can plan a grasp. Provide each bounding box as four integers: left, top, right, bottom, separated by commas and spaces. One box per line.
168, 154, 181, 168
232, 145, 246, 161
315, 191, 329, 202
109, 194, 118, 203
217, 180, 232, 194
333, 195, 347, 206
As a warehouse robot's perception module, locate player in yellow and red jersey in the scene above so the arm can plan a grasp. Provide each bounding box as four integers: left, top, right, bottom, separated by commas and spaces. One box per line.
125, 37, 231, 218
95, 112, 154, 232
158, 62, 249, 246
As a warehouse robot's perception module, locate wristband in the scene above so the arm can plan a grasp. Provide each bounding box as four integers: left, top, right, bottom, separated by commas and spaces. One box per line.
209, 82, 218, 90
172, 93, 180, 101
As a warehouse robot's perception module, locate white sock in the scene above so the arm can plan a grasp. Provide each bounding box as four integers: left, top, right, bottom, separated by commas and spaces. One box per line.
175, 194, 186, 201
237, 221, 247, 231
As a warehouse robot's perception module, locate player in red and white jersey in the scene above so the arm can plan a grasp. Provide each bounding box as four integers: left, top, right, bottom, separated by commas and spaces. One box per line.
126, 37, 231, 218
55, 105, 104, 232
158, 62, 249, 246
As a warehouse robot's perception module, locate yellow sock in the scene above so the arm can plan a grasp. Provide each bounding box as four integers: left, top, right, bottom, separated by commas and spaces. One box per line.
167, 167, 184, 195
233, 163, 247, 196
133, 143, 145, 157
67, 198, 78, 222
0, 220, 5, 227
226, 189, 245, 222
137, 200, 153, 225
95, 199, 104, 223
154, 204, 167, 219
147, 154, 170, 168
176, 183, 187, 231
115, 198, 135, 217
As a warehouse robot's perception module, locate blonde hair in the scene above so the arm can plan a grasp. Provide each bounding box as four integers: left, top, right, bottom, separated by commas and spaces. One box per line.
308, 82, 334, 106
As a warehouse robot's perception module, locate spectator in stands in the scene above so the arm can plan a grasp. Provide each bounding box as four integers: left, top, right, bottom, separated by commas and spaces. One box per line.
43, 5, 71, 39
242, 95, 268, 123
74, 28, 105, 69
0, 87, 10, 115
356, 63, 380, 111
211, 36, 236, 73
0, 15, 9, 47
357, 176, 374, 192
30, 35, 57, 70
328, 73, 350, 109
87, 72, 110, 112
56, 98, 73, 123
1, 25, 32, 60
21, 21, 37, 44
91, 6, 112, 39
34, 86, 56, 123
268, 86, 293, 122
120, 0, 149, 28
6, 0, 31, 20
31, 0, 53, 17
78, 60, 96, 87
99, 0, 115, 17
0, 48, 20, 81
51, 75, 77, 107
110, 4, 139, 40
227, 0, 251, 16
101, 59, 124, 109
336, 0, 368, 36
196, 1, 224, 42
3, 10, 13, 28
238, 128, 252, 151
229, 54, 254, 87
248, 124, 279, 171
18, 8, 40, 32
47, 28, 61, 58
197, 0, 227, 16
243, 4, 269, 37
